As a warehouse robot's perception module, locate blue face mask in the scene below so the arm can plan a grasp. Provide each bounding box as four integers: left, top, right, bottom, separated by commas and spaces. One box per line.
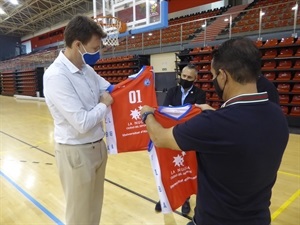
79, 44, 100, 66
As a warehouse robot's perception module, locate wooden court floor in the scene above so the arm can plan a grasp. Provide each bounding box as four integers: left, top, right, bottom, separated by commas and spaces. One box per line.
0, 95, 299, 225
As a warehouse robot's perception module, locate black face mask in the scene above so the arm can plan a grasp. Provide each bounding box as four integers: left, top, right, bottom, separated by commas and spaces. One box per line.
212, 76, 224, 100
179, 78, 194, 89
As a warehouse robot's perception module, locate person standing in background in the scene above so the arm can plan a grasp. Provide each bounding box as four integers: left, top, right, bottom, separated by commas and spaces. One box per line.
44, 15, 113, 225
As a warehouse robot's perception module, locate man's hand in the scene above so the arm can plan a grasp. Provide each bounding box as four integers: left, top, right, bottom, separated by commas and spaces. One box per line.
100, 92, 113, 107
195, 104, 216, 111
141, 105, 155, 115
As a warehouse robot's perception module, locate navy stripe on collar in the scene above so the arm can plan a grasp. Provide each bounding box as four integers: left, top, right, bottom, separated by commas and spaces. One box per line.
222, 92, 269, 108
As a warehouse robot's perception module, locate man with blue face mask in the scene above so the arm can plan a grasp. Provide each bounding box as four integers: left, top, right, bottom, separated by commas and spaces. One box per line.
44, 15, 113, 225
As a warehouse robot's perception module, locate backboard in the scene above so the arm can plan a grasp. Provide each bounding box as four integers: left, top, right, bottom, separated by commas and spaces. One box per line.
93, 0, 168, 37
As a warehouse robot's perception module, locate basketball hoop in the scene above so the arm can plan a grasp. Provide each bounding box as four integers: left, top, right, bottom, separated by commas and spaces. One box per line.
96, 16, 122, 46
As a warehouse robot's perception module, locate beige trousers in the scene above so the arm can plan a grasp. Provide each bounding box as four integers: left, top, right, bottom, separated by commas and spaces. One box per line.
55, 140, 107, 225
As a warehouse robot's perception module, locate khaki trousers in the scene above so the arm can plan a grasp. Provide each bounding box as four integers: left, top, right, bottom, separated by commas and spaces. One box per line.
55, 140, 107, 225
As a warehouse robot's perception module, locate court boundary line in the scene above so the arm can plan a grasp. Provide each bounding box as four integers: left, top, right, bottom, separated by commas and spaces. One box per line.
271, 189, 300, 221
0, 131, 192, 220
0, 170, 65, 225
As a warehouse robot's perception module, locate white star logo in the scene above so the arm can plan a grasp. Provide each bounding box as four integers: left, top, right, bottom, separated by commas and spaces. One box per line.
173, 154, 184, 167
130, 108, 141, 120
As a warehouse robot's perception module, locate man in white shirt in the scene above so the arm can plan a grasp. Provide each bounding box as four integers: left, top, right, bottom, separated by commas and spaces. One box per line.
44, 15, 113, 225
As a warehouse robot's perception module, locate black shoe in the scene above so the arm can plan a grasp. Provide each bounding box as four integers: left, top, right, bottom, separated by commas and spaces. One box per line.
181, 199, 191, 216
186, 221, 194, 225
155, 200, 162, 212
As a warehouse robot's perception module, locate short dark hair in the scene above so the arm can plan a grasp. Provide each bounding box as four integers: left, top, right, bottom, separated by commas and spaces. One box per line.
64, 15, 107, 48
211, 37, 261, 84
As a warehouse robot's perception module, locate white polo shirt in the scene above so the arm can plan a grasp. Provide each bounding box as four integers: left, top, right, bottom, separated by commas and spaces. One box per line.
44, 50, 111, 145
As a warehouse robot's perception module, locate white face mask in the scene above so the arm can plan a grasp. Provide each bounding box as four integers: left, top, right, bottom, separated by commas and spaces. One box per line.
78, 44, 100, 66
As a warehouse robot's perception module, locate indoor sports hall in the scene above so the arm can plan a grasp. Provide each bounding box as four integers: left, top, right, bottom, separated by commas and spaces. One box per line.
0, 0, 299, 224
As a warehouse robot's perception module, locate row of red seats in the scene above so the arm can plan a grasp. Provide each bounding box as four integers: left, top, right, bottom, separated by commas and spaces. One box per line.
264, 71, 300, 81
281, 106, 300, 116
104, 76, 127, 83
97, 69, 135, 76
279, 95, 300, 104
197, 72, 300, 82
256, 37, 300, 48
262, 48, 300, 58
277, 83, 300, 93
262, 60, 300, 69
98, 55, 136, 63
94, 61, 136, 69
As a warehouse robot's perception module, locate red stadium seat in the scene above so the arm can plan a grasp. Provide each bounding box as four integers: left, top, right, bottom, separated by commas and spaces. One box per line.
278, 37, 295, 46
293, 72, 300, 80
276, 72, 291, 81
199, 74, 212, 81
200, 64, 211, 72
262, 61, 276, 69
201, 83, 211, 90
279, 95, 289, 103
209, 92, 220, 100
291, 95, 300, 104
294, 48, 300, 56
262, 49, 277, 59
292, 84, 300, 93
289, 106, 300, 116
277, 60, 292, 69
293, 60, 300, 69
277, 83, 290, 92
263, 38, 278, 47
278, 48, 293, 57
263, 72, 276, 80
281, 106, 289, 115
255, 40, 263, 48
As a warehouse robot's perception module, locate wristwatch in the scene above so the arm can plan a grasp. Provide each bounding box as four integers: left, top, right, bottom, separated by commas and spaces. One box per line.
141, 111, 154, 124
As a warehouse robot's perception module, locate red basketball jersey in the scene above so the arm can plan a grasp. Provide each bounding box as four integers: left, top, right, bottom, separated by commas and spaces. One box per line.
149, 104, 201, 213
105, 66, 157, 154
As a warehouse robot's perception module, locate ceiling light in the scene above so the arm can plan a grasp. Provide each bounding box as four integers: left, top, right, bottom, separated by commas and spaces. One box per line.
10, 0, 18, 5
0, 8, 5, 14
224, 18, 229, 22
148, 33, 152, 36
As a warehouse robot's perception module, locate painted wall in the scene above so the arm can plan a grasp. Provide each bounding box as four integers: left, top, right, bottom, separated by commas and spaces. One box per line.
168, 0, 225, 19
150, 52, 177, 72
168, 0, 220, 13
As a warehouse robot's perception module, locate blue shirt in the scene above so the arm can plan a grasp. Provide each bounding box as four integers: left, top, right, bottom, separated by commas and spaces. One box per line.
180, 85, 194, 105
173, 92, 289, 225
